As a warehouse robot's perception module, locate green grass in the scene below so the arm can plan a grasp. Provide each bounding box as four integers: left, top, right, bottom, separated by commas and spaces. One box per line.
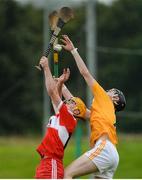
115, 134, 142, 178
0, 136, 39, 178
0, 134, 142, 178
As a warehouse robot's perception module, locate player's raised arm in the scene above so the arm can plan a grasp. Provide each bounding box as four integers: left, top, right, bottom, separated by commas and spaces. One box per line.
51, 68, 71, 114
61, 35, 96, 93
57, 68, 74, 100
56, 68, 71, 99
39, 56, 61, 108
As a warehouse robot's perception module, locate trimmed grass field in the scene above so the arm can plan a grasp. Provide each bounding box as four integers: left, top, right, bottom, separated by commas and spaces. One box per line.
0, 134, 142, 178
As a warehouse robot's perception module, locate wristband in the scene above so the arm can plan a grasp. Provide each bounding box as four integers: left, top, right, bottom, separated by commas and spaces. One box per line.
71, 48, 78, 55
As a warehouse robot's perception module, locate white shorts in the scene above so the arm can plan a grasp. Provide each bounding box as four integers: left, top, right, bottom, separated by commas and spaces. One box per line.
85, 138, 119, 179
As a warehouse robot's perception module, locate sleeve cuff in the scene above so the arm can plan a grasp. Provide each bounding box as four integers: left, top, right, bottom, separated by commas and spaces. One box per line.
71, 48, 78, 55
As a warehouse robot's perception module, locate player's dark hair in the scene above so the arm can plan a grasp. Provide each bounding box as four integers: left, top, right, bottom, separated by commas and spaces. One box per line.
113, 89, 126, 112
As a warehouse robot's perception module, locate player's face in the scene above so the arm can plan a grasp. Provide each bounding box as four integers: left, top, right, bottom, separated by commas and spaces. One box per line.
65, 99, 80, 116
106, 89, 119, 105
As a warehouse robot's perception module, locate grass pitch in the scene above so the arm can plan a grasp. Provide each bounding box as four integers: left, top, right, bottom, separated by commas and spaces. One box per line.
0, 134, 142, 178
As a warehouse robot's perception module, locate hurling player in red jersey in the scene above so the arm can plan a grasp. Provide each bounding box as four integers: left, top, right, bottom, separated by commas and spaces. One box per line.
35, 56, 88, 179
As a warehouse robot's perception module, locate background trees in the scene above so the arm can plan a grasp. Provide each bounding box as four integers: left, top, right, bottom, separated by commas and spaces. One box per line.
0, 0, 43, 134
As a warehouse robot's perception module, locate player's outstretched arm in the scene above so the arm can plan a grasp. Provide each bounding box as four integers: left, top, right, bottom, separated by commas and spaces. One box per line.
39, 56, 61, 108
62, 84, 73, 100
61, 35, 96, 93
57, 68, 74, 100
56, 68, 71, 99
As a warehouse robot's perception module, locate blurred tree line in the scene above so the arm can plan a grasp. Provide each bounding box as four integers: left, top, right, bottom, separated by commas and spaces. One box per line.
0, 0, 142, 135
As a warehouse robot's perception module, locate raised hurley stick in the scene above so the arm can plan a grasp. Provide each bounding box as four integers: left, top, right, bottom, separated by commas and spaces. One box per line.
35, 10, 58, 70
49, 11, 60, 77
35, 7, 74, 70
48, 10, 59, 33
44, 6, 74, 57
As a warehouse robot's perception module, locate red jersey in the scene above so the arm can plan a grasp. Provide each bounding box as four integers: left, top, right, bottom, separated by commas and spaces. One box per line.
37, 102, 77, 160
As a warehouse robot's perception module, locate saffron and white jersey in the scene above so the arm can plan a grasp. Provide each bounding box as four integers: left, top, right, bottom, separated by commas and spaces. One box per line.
37, 101, 77, 159
90, 81, 117, 147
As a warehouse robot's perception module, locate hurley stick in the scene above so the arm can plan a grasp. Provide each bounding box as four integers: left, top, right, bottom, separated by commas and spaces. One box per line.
35, 7, 74, 70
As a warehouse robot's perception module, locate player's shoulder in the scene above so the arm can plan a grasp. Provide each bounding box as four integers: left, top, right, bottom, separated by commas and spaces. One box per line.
93, 81, 107, 95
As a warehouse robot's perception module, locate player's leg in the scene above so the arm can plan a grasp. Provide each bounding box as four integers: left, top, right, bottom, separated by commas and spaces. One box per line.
64, 153, 99, 178
64, 138, 119, 179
